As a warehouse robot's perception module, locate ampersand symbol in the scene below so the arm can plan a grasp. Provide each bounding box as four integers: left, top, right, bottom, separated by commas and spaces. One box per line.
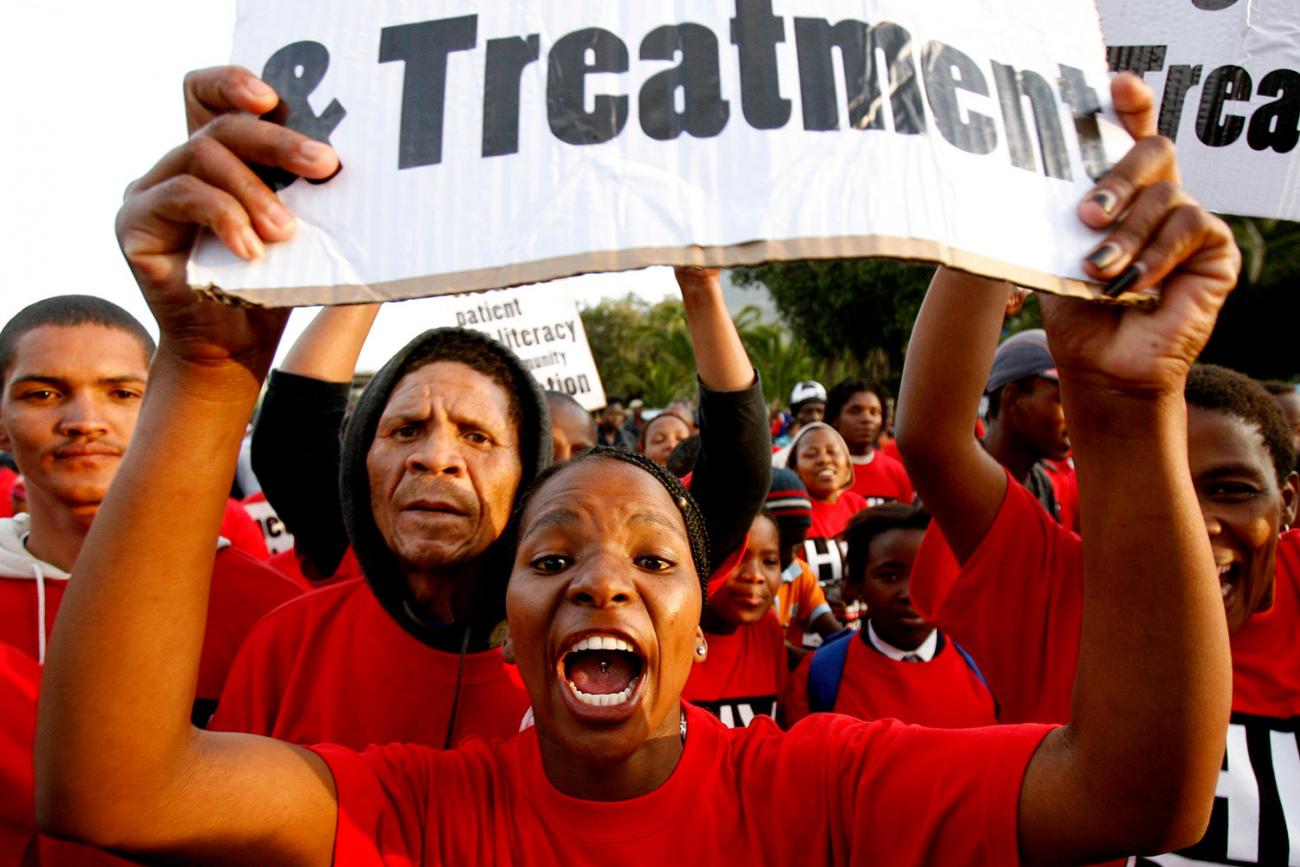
256, 41, 347, 192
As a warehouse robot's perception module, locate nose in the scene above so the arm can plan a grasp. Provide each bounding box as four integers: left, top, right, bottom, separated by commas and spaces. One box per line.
58, 391, 109, 438
405, 424, 465, 477
565, 552, 636, 609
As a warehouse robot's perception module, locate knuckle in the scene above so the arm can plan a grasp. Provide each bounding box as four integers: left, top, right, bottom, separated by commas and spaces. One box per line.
1147, 179, 1180, 205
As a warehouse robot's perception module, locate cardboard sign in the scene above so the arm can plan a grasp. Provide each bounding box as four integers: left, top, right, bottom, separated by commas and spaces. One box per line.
410, 284, 606, 411
1099, 0, 1299, 221
189, 1, 1132, 307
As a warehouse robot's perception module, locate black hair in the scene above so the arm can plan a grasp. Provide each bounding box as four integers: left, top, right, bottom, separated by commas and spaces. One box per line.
984, 374, 1040, 421
665, 433, 702, 478
825, 378, 890, 427
0, 295, 155, 382
1186, 365, 1296, 483
1260, 380, 1297, 397
513, 446, 711, 601
843, 502, 932, 586
638, 411, 692, 454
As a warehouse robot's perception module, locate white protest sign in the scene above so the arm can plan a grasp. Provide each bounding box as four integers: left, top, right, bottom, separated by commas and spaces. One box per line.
1099, 0, 1299, 221
189, 1, 1132, 307
410, 284, 606, 411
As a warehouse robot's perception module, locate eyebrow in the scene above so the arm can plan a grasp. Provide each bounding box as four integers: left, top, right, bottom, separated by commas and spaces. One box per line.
628, 512, 686, 536
522, 508, 584, 539
8, 374, 146, 390
1199, 464, 1269, 482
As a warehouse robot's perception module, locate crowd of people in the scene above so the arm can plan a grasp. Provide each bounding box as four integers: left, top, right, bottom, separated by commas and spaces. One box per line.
0, 62, 1293, 867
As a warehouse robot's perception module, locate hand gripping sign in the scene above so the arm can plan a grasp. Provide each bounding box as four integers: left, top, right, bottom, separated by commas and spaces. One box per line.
188, 0, 1134, 307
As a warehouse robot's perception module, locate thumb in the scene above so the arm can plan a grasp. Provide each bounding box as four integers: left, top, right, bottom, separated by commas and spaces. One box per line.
1111, 71, 1159, 140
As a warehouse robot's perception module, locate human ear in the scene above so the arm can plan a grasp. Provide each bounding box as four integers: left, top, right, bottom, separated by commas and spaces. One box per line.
1280, 471, 1299, 532
692, 626, 708, 664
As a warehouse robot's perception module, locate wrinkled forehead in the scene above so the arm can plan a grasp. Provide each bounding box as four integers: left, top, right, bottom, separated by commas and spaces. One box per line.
379, 360, 515, 424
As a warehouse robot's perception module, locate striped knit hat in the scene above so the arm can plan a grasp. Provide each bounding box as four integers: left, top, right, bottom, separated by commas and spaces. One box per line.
767, 467, 813, 542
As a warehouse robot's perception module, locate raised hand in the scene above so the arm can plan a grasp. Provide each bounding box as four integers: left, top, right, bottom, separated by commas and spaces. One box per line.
1040, 72, 1240, 395
116, 67, 339, 375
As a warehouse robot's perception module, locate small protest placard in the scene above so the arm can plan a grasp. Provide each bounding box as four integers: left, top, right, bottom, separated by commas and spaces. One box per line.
1099, 0, 1299, 221
411, 284, 607, 411
189, 1, 1133, 307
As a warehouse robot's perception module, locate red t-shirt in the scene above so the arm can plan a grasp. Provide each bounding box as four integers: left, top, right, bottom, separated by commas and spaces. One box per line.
313, 703, 1051, 866
1041, 459, 1079, 533
782, 631, 997, 729
910, 475, 1082, 725
221, 497, 270, 561
681, 612, 785, 728
210, 578, 530, 749
267, 544, 364, 591
809, 491, 869, 540
0, 547, 300, 707
0, 467, 16, 520
911, 473, 1300, 866
848, 450, 914, 506
0, 644, 144, 866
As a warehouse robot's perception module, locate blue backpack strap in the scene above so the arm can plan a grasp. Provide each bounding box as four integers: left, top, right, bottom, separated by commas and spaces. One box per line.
949, 638, 988, 690
949, 637, 1000, 717
807, 629, 855, 713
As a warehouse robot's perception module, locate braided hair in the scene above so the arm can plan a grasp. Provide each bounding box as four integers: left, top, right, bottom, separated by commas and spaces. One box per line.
513, 446, 712, 602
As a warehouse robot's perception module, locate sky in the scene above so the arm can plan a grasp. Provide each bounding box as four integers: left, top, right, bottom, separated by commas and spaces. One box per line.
0, 1, 677, 371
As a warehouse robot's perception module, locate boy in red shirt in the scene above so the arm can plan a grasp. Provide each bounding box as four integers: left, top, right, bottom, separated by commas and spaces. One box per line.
783, 504, 995, 728
825, 379, 914, 507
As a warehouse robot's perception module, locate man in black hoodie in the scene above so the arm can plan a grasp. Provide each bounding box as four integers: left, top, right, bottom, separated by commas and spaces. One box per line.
210, 327, 551, 749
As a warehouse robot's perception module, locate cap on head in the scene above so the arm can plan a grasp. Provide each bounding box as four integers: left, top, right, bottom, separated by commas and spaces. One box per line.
790, 380, 827, 410
985, 329, 1057, 395
339, 327, 553, 648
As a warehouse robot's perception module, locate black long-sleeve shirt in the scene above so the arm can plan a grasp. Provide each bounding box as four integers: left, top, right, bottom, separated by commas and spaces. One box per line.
252, 370, 771, 579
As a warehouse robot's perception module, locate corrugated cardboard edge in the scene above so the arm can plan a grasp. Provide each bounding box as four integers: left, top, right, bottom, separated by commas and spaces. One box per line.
191, 235, 1157, 309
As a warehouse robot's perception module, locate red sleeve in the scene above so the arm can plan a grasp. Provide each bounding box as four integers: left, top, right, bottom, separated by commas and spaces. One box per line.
770, 715, 1053, 864
780, 653, 813, 728
909, 473, 1083, 724
222, 498, 271, 561
0, 645, 38, 862
311, 744, 431, 867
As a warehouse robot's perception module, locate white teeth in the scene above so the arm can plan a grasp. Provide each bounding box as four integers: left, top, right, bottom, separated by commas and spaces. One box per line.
566, 676, 639, 707
1222, 583, 1233, 598
567, 635, 634, 654
1217, 563, 1232, 576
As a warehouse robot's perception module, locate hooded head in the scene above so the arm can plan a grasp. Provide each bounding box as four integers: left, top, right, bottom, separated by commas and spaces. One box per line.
340, 328, 551, 649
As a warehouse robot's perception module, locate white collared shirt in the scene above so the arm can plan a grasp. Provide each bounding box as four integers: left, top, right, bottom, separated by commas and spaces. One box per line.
866, 620, 937, 662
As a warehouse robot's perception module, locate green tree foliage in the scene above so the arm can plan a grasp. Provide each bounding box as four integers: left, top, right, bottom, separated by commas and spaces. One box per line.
580, 296, 696, 406
580, 295, 833, 408
732, 259, 937, 389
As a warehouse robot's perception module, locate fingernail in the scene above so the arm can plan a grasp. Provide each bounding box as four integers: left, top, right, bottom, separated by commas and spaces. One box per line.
244, 78, 276, 102
1088, 189, 1118, 215
1104, 262, 1146, 297
1085, 242, 1122, 271
241, 227, 266, 260
299, 138, 329, 162
265, 200, 295, 229
307, 160, 343, 186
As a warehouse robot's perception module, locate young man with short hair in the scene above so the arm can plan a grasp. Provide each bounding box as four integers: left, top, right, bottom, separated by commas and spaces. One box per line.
980, 329, 1077, 526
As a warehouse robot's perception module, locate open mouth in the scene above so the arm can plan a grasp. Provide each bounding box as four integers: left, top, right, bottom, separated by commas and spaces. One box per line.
560, 634, 645, 709
1217, 561, 1240, 607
